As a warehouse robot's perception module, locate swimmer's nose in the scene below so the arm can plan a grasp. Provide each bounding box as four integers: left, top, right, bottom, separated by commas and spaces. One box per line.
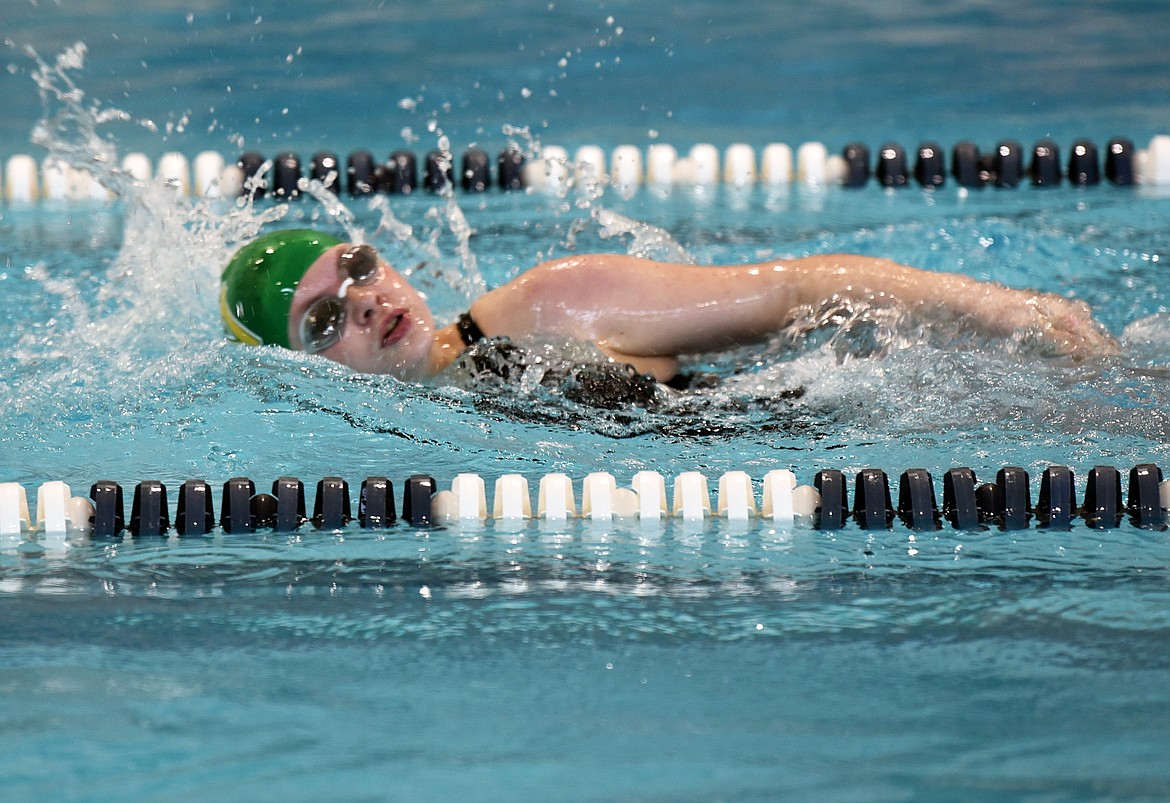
345, 285, 387, 330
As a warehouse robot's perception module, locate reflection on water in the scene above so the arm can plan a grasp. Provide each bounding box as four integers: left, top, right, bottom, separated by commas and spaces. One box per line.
4, 519, 1170, 640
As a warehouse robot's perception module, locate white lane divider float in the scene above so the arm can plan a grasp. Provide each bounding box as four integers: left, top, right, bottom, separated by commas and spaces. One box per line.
672, 471, 711, 522
493, 474, 532, 521
538, 473, 577, 521
430, 469, 814, 526
0, 481, 94, 544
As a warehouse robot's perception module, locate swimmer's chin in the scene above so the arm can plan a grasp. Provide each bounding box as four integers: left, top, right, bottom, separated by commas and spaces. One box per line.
291, 326, 462, 379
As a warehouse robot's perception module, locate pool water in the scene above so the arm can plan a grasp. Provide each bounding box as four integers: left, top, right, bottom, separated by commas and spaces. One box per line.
3, 1, 1170, 799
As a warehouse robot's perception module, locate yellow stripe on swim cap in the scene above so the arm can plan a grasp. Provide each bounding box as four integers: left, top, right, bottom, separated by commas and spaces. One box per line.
220, 284, 262, 346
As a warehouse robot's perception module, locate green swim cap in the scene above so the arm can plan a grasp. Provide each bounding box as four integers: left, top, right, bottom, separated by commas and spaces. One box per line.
220, 229, 342, 348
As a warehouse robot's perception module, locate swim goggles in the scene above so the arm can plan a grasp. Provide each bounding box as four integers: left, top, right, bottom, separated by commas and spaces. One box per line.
298, 243, 382, 353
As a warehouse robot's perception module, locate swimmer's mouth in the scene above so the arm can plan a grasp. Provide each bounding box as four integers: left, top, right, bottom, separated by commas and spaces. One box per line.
382, 311, 409, 347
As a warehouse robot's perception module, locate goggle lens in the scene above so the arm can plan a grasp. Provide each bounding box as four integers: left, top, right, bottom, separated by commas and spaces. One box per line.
338, 243, 379, 285
300, 297, 346, 353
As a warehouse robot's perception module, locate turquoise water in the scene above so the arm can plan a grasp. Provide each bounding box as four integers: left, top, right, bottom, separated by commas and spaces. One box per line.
3, 1, 1170, 800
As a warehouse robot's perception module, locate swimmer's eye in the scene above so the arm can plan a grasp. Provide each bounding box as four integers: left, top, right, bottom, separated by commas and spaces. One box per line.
298, 243, 382, 353
338, 243, 379, 286
300, 296, 346, 354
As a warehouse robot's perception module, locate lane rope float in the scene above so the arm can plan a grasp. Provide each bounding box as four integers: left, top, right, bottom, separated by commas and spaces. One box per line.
1, 463, 1165, 539
5, 135, 1170, 203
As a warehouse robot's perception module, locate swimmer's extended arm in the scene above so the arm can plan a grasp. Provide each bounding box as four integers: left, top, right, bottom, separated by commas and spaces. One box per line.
466, 253, 1116, 375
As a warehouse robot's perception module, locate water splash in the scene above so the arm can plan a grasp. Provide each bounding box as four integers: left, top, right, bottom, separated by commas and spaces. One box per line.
27, 42, 138, 197
1121, 313, 1170, 367
14, 43, 504, 370
594, 207, 693, 263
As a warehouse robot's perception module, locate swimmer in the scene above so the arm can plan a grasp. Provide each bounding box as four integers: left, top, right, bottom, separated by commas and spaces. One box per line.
220, 228, 1117, 383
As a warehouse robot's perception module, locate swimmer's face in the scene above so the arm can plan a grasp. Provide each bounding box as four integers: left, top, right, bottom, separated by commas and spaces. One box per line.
288, 244, 437, 378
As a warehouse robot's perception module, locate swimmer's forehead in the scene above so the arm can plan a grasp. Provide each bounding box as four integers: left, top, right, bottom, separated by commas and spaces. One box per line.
290, 244, 409, 305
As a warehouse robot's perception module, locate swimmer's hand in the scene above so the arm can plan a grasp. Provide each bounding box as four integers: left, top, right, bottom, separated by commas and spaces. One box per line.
985, 288, 1119, 360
